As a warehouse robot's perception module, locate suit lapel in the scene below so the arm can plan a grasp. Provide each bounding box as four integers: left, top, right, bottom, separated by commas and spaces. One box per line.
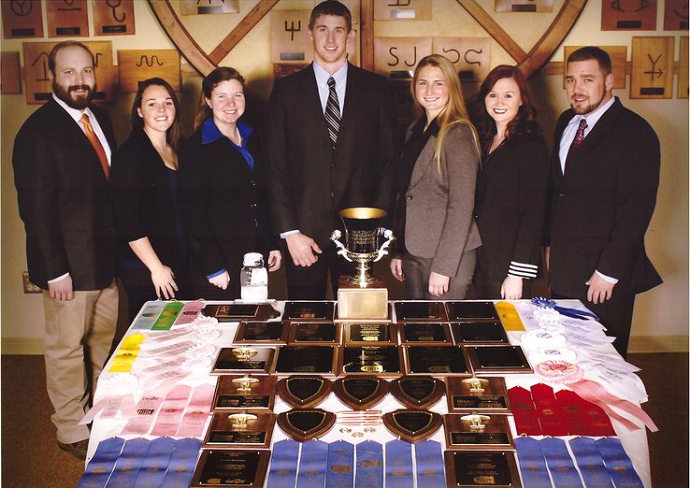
301, 66, 331, 142
407, 137, 435, 190
337, 63, 358, 147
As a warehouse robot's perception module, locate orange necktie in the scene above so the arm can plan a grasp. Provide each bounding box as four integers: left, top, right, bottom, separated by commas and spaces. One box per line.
80, 113, 109, 179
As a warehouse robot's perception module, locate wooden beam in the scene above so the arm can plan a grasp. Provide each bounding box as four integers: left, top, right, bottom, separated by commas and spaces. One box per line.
360, 0, 374, 71
208, 0, 279, 65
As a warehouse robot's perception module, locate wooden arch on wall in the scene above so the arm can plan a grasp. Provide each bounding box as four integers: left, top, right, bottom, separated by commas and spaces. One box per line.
147, 0, 587, 84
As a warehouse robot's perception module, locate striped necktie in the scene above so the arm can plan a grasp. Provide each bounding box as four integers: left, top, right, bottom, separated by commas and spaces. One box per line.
325, 76, 341, 150
80, 113, 109, 179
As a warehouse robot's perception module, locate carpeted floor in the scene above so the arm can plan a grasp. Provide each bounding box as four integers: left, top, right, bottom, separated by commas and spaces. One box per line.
1, 353, 687, 488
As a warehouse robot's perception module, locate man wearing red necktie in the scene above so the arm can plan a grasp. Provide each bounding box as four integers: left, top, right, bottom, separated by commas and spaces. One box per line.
12, 41, 118, 461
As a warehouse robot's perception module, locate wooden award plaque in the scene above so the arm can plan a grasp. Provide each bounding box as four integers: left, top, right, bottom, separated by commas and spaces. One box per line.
276, 376, 332, 408
234, 321, 287, 344
46, 0, 88, 37
288, 322, 340, 345
400, 322, 453, 345
332, 376, 389, 410
211, 347, 276, 375
451, 321, 509, 345
394, 301, 448, 322
283, 301, 335, 321
465, 346, 532, 375
444, 450, 522, 488
274, 346, 337, 375
403, 345, 471, 376
343, 323, 397, 345
443, 414, 514, 451
340, 346, 403, 376
191, 449, 270, 488
2, 1, 44, 38
389, 376, 445, 409
204, 411, 276, 448
92, 0, 135, 36
446, 377, 510, 413
277, 408, 336, 442
382, 409, 442, 443
213, 374, 276, 411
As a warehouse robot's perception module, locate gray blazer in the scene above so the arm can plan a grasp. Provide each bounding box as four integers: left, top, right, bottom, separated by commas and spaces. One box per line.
404, 122, 482, 277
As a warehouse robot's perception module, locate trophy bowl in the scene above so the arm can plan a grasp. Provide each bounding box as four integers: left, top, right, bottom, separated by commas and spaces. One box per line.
331, 207, 395, 287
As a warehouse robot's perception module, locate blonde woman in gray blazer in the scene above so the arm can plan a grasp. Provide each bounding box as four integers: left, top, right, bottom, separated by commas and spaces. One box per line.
390, 54, 482, 299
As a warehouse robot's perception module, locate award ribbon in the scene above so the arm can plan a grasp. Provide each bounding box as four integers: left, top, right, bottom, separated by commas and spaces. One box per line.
385, 440, 413, 488
104, 438, 151, 488
568, 437, 615, 488
539, 437, 584, 488
108, 334, 145, 373
514, 437, 551, 488
556, 389, 615, 437
120, 389, 166, 435
325, 440, 354, 488
507, 386, 542, 435
266, 439, 300, 488
354, 440, 383, 488
596, 437, 645, 488
152, 301, 184, 330
76, 437, 125, 488
414, 440, 446, 488
297, 440, 329, 488
150, 384, 192, 437
532, 297, 600, 321
173, 301, 205, 327
158, 438, 202, 488
495, 301, 525, 331
131, 302, 165, 329
176, 383, 215, 437
531, 383, 568, 436
132, 437, 176, 488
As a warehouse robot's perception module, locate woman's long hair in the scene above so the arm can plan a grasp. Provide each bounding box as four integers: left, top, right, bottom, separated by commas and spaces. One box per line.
131, 77, 181, 150
477, 65, 541, 145
194, 66, 245, 130
411, 54, 479, 172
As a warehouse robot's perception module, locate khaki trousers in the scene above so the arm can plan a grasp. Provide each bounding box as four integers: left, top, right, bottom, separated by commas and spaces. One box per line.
42, 280, 118, 444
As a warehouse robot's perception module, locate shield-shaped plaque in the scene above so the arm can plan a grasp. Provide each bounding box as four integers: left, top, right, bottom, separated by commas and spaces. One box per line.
277, 408, 336, 442
277, 376, 332, 408
333, 376, 389, 411
390, 376, 444, 409
382, 409, 442, 443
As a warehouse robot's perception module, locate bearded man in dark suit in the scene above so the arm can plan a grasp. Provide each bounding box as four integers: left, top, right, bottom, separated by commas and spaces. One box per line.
12, 41, 118, 460
546, 46, 662, 358
265, 0, 398, 299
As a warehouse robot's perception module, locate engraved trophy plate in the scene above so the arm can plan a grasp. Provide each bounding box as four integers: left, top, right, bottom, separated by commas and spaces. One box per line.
451, 321, 508, 344
191, 449, 270, 488
288, 322, 340, 344
277, 408, 336, 442
212, 347, 276, 375
446, 377, 510, 413
343, 323, 397, 345
234, 321, 287, 344
277, 376, 332, 408
203, 303, 280, 322
275, 346, 337, 374
390, 376, 445, 409
283, 301, 335, 321
333, 376, 389, 410
444, 414, 514, 450
404, 346, 471, 376
444, 450, 522, 488
465, 346, 532, 375
204, 411, 275, 448
340, 346, 402, 375
400, 323, 453, 344
213, 374, 276, 411
445, 302, 498, 322
382, 409, 443, 443
394, 301, 448, 322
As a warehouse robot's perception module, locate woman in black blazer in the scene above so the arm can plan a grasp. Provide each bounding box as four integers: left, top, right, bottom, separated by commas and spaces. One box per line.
473, 65, 549, 300
178, 67, 281, 300
112, 77, 187, 322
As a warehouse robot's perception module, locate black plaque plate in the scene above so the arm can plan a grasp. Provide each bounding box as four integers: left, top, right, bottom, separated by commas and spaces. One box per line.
275, 346, 336, 374
382, 409, 443, 443
443, 414, 513, 450
203, 303, 280, 322
401, 323, 452, 344
235, 321, 287, 344
277, 408, 336, 442
191, 449, 270, 488
343, 323, 396, 344
283, 301, 335, 321
213, 375, 276, 411
404, 346, 470, 375
276, 376, 332, 408
289, 322, 339, 344
341, 346, 402, 374
444, 450, 521, 487
445, 302, 498, 321
466, 346, 532, 374
212, 347, 275, 374
390, 376, 445, 408
394, 301, 447, 321
451, 322, 508, 344
333, 376, 389, 410
446, 377, 510, 413
204, 411, 275, 448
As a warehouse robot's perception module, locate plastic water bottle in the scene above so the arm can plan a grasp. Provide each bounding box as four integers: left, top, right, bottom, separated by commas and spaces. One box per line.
240, 252, 268, 302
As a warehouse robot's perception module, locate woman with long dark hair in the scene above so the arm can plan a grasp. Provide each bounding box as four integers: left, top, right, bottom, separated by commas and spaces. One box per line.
473, 65, 549, 299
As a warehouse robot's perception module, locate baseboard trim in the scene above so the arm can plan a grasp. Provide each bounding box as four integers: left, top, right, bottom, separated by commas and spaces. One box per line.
2, 338, 43, 355
628, 335, 689, 353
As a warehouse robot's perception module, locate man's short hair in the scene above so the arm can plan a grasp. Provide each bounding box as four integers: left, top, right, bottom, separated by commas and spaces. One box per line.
567, 46, 612, 75
309, 0, 352, 31
48, 41, 95, 75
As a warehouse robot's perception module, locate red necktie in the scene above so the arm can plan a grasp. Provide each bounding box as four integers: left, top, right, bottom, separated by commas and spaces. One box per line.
80, 113, 109, 179
566, 118, 588, 165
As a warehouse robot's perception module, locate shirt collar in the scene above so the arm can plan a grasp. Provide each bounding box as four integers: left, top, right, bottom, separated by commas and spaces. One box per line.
312, 61, 348, 88
201, 117, 253, 146
52, 93, 95, 124
569, 94, 616, 130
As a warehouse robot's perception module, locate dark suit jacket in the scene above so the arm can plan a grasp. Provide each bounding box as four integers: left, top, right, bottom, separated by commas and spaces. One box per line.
111, 130, 185, 275
178, 124, 274, 296
546, 97, 662, 297
475, 132, 549, 282
264, 63, 398, 248
12, 100, 117, 290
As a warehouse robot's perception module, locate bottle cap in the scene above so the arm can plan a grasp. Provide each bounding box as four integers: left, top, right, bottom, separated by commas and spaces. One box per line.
243, 252, 264, 266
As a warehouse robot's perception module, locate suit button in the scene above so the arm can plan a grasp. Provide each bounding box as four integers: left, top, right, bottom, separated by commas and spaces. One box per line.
407, 195, 413, 200
250, 181, 256, 187
559, 192, 565, 197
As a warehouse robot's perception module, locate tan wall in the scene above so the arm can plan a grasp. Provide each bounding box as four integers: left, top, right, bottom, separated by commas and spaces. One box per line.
2, 1, 687, 353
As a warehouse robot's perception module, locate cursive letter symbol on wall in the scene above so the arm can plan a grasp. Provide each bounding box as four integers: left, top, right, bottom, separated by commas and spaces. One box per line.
136, 55, 165, 67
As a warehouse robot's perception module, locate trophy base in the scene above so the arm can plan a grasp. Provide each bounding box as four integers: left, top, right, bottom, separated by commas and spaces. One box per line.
336, 277, 389, 321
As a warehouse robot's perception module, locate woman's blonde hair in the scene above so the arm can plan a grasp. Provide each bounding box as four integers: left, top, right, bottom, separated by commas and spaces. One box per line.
411, 54, 479, 171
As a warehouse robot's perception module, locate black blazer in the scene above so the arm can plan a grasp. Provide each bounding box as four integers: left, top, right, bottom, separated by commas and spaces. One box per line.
12, 100, 117, 290
475, 133, 549, 282
546, 98, 662, 297
264, 63, 399, 248
178, 124, 274, 291
111, 130, 184, 274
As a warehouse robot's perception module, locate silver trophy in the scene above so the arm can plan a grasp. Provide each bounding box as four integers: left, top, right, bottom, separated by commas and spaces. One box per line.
331, 207, 395, 287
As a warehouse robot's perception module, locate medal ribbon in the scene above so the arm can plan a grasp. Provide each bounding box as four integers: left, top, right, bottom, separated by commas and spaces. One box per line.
131, 302, 165, 329
176, 383, 215, 437
539, 437, 584, 488
150, 384, 192, 436
514, 437, 551, 488
556, 390, 615, 437
596, 437, 645, 488
152, 301, 184, 330
158, 438, 202, 488
266, 439, 300, 488
568, 437, 615, 488
507, 386, 542, 435
132, 437, 176, 488
531, 297, 600, 321
531, 383, 568, 436
104, 438, 151, 488
75, 437, 125, 488
297, 440, 329, 488
173, 301, 204, 327
495, 301, 526, 331
326, 440, 354, 488
414, 440, 446, 488
120, 389, 166, 435
385, 440, 413, 488
355, 440, 383, 488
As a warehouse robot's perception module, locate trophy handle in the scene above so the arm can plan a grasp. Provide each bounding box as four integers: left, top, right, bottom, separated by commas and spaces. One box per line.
330, 230, 354, 262
373, 229, 395, 263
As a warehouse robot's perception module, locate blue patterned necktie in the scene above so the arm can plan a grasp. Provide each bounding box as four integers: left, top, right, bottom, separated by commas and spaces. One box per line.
325, 76, 341, 149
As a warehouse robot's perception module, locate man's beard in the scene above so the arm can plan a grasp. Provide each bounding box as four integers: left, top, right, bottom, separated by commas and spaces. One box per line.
52, 81, 94, 110
570, 90, 607, 115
